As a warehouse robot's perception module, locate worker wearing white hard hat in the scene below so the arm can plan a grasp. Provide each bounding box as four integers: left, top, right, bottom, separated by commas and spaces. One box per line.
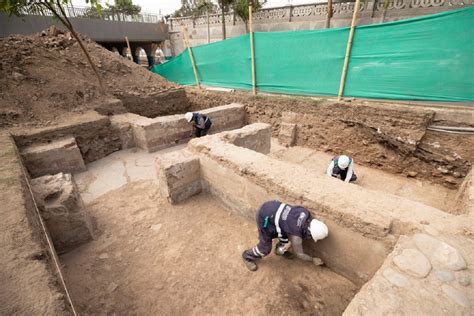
242, 200, 328, 272
184, 112, 212, 138
326, 155, 357, 183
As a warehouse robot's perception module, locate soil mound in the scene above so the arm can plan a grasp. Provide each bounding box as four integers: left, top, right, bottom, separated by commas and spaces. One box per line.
0, 30, 176, 127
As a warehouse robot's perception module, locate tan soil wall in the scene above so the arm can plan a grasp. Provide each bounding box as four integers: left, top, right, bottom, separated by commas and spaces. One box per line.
12, 111, 122, 164
0, 133, 72, 314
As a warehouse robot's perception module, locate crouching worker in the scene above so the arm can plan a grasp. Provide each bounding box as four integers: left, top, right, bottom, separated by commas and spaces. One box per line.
185, 112, 212, 138
327, 155, 357, 183
242, 200, 329, 272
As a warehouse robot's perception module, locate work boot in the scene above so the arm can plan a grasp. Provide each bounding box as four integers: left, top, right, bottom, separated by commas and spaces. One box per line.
243, 258, 258, 272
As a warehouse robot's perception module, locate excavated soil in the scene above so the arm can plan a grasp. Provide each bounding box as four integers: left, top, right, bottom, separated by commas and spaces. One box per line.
0, 32, 176, 128
61, 180, 357, 315
185, 89, 473, 188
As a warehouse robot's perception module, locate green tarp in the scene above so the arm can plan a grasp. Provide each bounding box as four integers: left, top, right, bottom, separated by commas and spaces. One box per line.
153, 7, 474, 102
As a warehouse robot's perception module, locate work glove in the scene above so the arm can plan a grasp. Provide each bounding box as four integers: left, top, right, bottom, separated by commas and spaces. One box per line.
313, 257, 324, 266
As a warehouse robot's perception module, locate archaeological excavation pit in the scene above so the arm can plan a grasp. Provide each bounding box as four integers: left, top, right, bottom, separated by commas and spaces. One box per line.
2, 97, 473, 315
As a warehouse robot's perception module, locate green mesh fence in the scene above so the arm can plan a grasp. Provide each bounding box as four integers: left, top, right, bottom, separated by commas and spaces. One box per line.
153, 7, 474, 102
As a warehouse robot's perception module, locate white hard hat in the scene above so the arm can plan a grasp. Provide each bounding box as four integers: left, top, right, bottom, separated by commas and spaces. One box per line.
310, 219, 328, 242
337, 155, 350, 169
184, 112, 193, 122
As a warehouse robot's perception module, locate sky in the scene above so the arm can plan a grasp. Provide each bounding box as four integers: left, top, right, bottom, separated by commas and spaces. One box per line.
71, 0, 321, 15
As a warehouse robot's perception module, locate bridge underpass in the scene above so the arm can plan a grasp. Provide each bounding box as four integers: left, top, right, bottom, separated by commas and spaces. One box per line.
0, 10, 169, 67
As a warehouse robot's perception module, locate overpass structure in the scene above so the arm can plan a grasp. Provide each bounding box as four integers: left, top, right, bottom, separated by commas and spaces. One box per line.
0, 5, 169, 66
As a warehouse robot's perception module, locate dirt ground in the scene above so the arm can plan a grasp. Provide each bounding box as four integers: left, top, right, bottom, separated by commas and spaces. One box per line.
270, 140, 457, 213
61, 180, 357, 315
0, 32, 176, 128
185, 88, 473, 189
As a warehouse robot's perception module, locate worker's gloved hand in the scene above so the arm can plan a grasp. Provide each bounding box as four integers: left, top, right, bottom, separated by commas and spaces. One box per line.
312, 257, 324, 266
275, 242, 291, 256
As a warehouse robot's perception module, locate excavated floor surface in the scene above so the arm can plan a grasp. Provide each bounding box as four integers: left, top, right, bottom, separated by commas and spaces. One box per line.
270, 140, 457, 213
63, 178, 357, 315
63, 140, 463, 314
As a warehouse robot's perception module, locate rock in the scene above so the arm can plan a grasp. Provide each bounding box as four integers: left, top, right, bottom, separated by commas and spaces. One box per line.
452, 172, 462, 178
441, 285, 470, 308
99, 253, 109, 259
445, 155, 456, 162
423, 225, 440, 236
445, 176, 457, 185
437, 166, 449, 174
414, 234, 467, 271
434, 269, 455, 283
393, 248, 431, 278
150, 224, 162, 233
12, 71, 25, 81
456, 272, 471, 286
107, 282, 118, 293
382, 268, 410, 287
407, 171, 418, 177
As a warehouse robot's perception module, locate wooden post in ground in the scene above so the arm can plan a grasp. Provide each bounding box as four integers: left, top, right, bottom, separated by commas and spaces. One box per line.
326, 0, 333, 28
125, 36, 132, 61
337, 0, 361, 101
181, 26, 201, 89
249, 4, 257, 95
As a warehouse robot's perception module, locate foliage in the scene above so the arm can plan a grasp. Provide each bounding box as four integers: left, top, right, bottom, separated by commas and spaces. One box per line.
81, 0, 141, 19
232, 0, 265, 24
173, 0, 218, 17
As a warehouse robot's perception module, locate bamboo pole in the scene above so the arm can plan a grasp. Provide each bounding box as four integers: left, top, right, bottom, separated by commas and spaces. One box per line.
249, 4, 257, 95
181, 26, 201, 89
207, 9, 210, 44
326, 0, 333, 29
337, 0, 361, 101
125, 36, 132, 61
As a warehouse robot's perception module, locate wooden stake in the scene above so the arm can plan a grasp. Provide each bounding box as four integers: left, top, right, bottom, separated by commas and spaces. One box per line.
337, 0, 361, 101
249, 4, 257, 95
182, 25, 201, 89
326, 0, 333, 29
125, 36, 132, 61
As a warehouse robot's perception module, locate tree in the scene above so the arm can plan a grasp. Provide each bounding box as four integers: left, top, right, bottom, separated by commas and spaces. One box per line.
232, 0, 265, 33
81, 0, 141, 21
1, 0, 105, 93
217, 0, 234, 40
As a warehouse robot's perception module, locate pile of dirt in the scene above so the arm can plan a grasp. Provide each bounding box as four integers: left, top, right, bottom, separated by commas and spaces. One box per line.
0, 31, 176, 128
185, 89, 473, 188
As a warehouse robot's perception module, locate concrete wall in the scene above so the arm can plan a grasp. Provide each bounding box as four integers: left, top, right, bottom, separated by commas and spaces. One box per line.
168, 1, 473, 55
0, 12, 168, 42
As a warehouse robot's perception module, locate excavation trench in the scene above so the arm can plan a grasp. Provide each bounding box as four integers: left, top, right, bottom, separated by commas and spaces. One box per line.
5, 100, 472, 315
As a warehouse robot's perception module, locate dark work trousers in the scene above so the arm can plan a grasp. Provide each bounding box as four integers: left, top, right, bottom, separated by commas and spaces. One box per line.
195, 119, 212, 137
242, 201, 289, 262
332, 167, 357, 182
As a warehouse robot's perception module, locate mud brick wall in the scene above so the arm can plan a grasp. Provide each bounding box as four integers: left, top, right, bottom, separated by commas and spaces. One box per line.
13, 111, 122, 163
131, 103, 246, 153
156, 151, 201, 204
120, 88, 190, 118
21, 137, 86, 177
31, 173, 93, 253
0, 133, 72, 314
187, 132, 457, 285
220, 123, 272, 154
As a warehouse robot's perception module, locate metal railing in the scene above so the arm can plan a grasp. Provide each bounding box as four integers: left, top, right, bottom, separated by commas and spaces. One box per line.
18, 4, 163, 24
